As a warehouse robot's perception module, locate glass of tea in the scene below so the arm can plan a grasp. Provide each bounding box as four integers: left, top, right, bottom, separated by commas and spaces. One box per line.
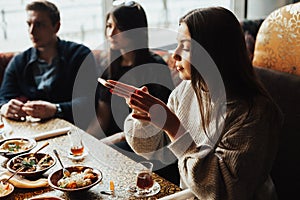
135, 161, 154, 195
67, 129, 84, 157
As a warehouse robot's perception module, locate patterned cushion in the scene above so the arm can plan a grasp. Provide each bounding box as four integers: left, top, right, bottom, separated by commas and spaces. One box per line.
253, 2, 300, 75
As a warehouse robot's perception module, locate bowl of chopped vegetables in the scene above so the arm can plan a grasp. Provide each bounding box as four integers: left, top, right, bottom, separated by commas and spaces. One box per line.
48, 165, 102, 192
6, 152, 56, 178
0, 137, 36, 158
0, 181, 14, 198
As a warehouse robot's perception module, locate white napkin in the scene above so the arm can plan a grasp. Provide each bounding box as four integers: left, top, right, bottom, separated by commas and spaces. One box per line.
33, 127, 71, 141
158, 189, 195, 200
0, 171, 48, 188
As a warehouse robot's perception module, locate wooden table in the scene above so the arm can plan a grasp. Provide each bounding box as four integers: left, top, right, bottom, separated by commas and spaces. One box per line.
0, 118, 181, 200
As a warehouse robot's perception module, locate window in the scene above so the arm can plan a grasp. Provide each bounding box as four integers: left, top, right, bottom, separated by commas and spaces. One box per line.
0, 0, 232, 52
139, 0, 232, 29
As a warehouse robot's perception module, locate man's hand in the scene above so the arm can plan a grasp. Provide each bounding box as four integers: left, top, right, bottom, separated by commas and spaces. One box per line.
22, 100, 57, 119
0, 99, 27, 120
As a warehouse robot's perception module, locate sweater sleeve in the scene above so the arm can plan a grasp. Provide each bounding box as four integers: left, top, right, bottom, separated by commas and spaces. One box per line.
124, 110, 178, 164
124, 87, 179, 163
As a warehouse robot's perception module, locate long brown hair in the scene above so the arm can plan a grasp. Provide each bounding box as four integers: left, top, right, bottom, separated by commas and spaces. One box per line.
105, 1, 152, 79
179, 7, 269, 135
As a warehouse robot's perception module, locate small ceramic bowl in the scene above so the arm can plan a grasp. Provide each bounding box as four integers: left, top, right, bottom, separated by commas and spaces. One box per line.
48, 165, 102, 192
0, 181, 14, 198
0, 137, 36, 158
6, 152, 56, 178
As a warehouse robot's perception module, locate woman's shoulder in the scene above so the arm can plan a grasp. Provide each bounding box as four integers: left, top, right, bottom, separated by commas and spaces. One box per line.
254, 95, 283, 120
252, 95, 280, 112
230, 94, 283, 124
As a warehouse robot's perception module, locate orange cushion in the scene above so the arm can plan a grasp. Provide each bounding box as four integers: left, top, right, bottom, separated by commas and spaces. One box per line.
252, 3, 300, 76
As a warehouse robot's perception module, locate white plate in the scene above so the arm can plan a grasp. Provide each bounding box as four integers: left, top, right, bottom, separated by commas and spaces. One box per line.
127, 181, 161, 197
0, 182, 14, 198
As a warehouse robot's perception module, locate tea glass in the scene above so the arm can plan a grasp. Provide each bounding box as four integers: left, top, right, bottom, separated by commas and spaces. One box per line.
135, 161, 154, 196
67, 129, 85, 158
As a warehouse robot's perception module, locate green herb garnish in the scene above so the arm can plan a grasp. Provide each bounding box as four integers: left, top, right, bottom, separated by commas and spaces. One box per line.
21, 159, 36, 168
7, 143, 21, 152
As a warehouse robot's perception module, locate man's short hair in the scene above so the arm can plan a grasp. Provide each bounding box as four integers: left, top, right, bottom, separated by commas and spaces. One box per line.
26, 1, 60, 26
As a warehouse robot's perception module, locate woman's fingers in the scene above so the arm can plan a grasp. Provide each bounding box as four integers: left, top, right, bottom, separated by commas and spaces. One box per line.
106, 80, 154, 105
107, 80, 137, 95
132, 113, 151, 121
131, 100, 169, 129
127, 92, 165, 118
130, 92, 162, 107
129, 98, 150, 114
106, 80, 167, 127
140, 86, 148, 93
108, 80, 137, 91
110, 87, 132, 98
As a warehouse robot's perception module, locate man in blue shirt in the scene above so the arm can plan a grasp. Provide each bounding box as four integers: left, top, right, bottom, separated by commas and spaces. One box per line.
0, 1, 97, 128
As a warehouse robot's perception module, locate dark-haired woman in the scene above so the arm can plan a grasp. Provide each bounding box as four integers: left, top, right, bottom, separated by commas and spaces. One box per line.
116, 7, 283, 199
87, 1, 174, 140
90, 1, 177, 184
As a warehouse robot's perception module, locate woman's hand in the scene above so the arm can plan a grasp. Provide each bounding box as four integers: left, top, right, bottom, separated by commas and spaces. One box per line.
108, 80, 187, 141
107, 79, 137, 99
108, 80, 186, 141
107, 80, 148, 115
129, 89, 187, 141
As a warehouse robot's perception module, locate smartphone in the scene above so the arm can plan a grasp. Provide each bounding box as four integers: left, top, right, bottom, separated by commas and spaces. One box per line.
97, 78, 137, 97
97, 78, 114, 89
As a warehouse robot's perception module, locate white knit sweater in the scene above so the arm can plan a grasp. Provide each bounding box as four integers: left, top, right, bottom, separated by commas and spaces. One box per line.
124, 80, 281, 200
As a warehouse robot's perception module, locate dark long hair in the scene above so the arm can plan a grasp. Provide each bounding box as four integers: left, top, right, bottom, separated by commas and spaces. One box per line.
179, 7, 269, 135
105, 1, 151, 79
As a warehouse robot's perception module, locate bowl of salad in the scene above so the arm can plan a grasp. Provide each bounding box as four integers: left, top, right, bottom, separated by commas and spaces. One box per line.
0, 137, 36, 158
6, 152, 56, 178
48, 165, 102, 192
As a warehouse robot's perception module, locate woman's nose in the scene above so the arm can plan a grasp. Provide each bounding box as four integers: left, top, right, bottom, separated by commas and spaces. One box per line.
107, 29, 112, 37
107, 27, 117, 37
172, 53, 182, 61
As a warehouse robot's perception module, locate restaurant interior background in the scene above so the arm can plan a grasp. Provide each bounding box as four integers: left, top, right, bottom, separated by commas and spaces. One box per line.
0, 0, 296, 53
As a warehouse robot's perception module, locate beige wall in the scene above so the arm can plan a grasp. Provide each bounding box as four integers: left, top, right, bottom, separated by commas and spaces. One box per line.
232, 0, 294, 20
248, 0, 294, 19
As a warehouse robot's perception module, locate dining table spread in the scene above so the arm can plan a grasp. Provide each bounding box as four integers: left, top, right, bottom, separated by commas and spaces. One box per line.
0, 117, 182, 200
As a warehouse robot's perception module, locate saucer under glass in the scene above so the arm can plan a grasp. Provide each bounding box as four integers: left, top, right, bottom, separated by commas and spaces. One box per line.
127, 181, 161, 197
